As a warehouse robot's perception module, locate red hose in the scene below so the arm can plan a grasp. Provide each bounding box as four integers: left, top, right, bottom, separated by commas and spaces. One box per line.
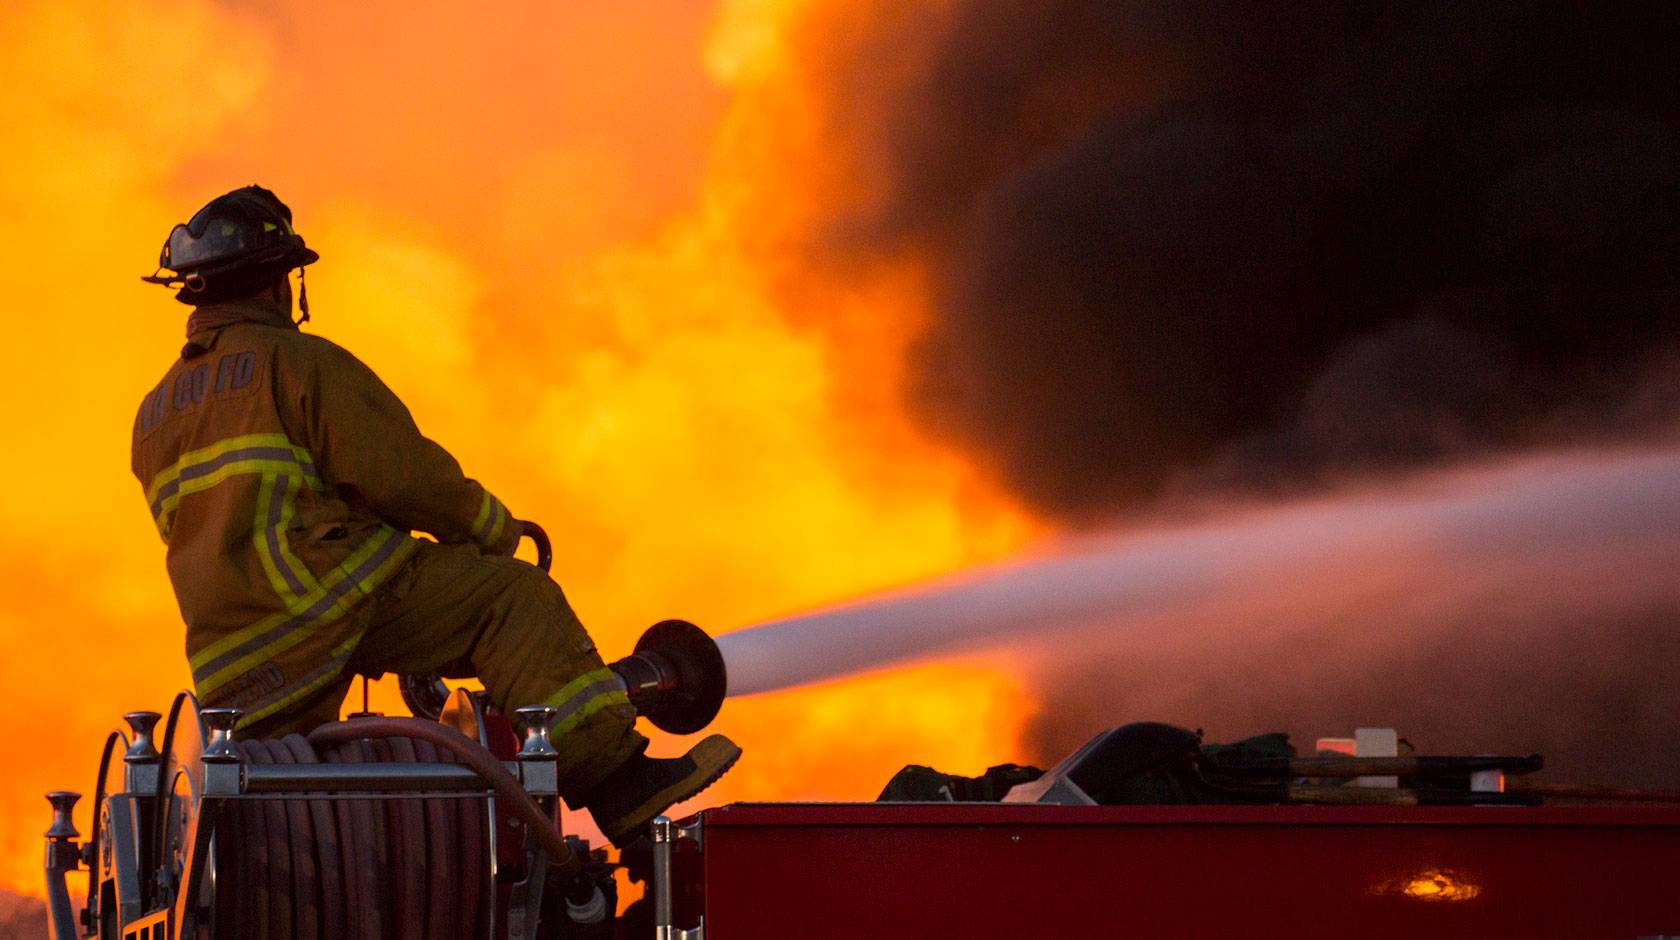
228, 734, 486, 937
307, 716, 581, 878
211, 723, 526, 935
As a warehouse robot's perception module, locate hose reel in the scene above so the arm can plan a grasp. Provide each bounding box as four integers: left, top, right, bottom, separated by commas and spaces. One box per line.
58, 689, 617, 940
52, 517, 728, 938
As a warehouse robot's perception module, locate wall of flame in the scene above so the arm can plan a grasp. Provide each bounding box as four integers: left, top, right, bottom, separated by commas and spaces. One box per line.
0, 0, 1043, 893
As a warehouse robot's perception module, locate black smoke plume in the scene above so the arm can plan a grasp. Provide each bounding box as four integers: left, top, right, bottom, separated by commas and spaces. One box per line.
833, 2, 1680, 519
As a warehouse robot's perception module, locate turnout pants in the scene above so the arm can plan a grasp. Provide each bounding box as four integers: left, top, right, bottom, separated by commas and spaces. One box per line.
240, 541, 647, 799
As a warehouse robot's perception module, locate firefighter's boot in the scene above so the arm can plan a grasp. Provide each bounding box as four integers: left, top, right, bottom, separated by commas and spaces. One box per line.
583, 734, 742, 847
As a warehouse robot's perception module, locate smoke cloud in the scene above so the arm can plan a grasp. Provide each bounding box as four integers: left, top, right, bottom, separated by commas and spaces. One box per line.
729, 1, 1680, 792
817, 2, 1680, 518
0, 888, 47, 940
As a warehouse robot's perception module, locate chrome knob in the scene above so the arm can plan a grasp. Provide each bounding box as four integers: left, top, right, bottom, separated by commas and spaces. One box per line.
200, 708, 242, 763
123, 711, 161, 764
45, 791, 81, 841
515, 705, 560, 760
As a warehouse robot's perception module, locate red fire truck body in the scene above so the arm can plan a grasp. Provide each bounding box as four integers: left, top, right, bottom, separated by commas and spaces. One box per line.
669, 802, 1680, 938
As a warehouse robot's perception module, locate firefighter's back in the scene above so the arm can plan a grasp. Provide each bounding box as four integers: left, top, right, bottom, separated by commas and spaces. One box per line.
131, 311, 410, 724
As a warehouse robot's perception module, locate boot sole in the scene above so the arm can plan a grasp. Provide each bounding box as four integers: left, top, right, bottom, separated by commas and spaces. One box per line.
604, 735, 742, 845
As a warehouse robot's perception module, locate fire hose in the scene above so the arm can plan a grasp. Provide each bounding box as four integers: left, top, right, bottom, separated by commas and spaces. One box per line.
207, 717, 588, 939
220, 729, 496, 940
306, 717, 581, 879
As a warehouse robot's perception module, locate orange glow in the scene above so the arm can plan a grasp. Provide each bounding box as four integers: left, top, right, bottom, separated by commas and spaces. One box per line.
0, 0, 1040, 893
1380, 869, 1483, 903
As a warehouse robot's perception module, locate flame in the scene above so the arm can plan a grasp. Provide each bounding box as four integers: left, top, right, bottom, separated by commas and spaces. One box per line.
0, 0, 1041, 892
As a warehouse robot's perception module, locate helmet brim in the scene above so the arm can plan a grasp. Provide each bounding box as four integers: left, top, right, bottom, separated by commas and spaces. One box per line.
143, 241, 317, 288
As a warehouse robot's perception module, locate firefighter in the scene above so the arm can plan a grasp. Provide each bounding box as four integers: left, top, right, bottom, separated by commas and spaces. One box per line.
134, 185, 739, 846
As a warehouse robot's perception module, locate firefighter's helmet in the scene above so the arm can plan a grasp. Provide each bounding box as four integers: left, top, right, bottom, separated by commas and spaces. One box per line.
142, 185, 319, 305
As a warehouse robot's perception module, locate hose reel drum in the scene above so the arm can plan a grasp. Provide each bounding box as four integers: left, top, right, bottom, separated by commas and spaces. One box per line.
57, 689, 613, 939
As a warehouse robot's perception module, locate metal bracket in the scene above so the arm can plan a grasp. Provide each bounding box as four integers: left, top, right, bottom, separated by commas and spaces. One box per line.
657, 917, 706, 940
659, 918, 706, 940
652, 815, 705, 940
199, 707, 245, 798
514, 706, 560, 798
504, 845, 549, 940
199, 708, 242, 764
44, 792, 81, 940
102, 796, 147, 926
123, 712, 162, 795
678, 817, 703, 853
508, 705, 565, 940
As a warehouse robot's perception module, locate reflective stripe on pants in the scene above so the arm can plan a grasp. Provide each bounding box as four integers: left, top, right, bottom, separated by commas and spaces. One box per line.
191, 527, 417, 729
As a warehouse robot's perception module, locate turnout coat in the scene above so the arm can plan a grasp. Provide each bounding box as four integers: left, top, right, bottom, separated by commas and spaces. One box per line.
132, 298, 520, 730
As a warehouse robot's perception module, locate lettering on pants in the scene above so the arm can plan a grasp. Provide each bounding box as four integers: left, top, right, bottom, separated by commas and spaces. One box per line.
221, 662, 285, 709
